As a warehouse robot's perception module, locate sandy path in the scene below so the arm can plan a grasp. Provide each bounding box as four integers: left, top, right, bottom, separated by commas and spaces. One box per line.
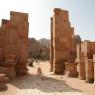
0, 61, 95, 95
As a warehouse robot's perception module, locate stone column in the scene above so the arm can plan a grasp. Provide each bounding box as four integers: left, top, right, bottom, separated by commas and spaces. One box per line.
85, 58, 94, 83
53, 8, 65, 74
52, 8, 76, 74
93, 54, 95, 84
77, 44, 86, 80
50, 17, 54, 72
10, 11, 29, 75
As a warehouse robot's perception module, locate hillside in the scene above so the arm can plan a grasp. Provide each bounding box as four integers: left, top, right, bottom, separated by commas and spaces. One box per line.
28, 38, 50, 60
38, 38, 50, 48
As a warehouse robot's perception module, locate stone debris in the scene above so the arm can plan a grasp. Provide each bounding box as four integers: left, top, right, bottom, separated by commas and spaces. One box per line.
66, 62, 79, 78
37, 67, 42, 74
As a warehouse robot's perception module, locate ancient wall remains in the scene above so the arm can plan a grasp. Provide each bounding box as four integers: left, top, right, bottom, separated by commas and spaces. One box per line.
77, 40, 95, 83
0, 11, 29, 76
51, 8, 77, 74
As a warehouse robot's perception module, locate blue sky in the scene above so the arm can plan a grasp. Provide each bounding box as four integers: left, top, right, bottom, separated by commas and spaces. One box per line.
0, 0, 95, 41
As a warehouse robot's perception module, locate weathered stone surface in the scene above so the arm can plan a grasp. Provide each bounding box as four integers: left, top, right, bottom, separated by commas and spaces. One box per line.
65, 62, 79, 78
0, 74, 8, 90
77, 44, 86, 80
0, 11, 29, 76
50, 8, 76, 74
85, 58, 94, 83
77, 41, 95, 82
93, 54, 95, 84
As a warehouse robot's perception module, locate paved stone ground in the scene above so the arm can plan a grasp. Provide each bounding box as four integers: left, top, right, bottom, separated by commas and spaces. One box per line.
0, 61, 95, 95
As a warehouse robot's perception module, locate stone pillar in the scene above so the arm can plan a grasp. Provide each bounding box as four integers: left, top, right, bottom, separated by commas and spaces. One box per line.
85, 58, 94, 83
10, 11, 29, 75
93, 54, 95, 84
79, 62, 86, 80
52, 8, 76, 74
50, 17, 54, 72
77, 44, 86, 80
0, 11, 29, 77
53, 8, 65, 74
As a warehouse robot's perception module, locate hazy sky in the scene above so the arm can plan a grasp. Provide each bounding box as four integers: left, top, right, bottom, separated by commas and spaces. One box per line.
0, 0, 95, 41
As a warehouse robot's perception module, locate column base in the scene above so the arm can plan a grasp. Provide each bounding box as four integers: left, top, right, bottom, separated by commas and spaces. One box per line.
85, 79, 94, 84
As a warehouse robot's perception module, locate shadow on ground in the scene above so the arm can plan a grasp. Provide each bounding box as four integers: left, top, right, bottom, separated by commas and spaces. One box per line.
10, 73, 82, 93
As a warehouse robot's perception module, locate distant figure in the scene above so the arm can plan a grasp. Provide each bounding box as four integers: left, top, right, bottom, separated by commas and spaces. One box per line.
37, 67, 42, 74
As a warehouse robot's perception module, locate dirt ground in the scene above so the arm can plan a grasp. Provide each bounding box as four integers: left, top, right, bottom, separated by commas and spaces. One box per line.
0, 61, 95, 95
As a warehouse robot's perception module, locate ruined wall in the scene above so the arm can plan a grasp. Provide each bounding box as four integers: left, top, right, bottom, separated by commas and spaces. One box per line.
51, 8, 76, 74
0, 11, 29, 76
77, 40, 95, 83
10, 11, 29, 75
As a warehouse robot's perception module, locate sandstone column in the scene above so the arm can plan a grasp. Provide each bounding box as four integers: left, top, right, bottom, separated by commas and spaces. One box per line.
52, 8, 76, 74
77, 44, 86, 80
50, 17, 54, 72
93, 54, 95, 84
0, 11, 29, 77
53, 8, 65, 74
10, 11, 29, 75
85, 58, 94, 83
